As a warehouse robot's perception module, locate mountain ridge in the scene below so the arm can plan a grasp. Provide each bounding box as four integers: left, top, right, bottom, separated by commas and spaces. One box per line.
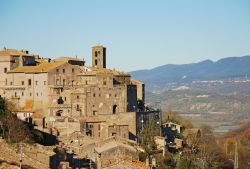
131, 55, 250, 85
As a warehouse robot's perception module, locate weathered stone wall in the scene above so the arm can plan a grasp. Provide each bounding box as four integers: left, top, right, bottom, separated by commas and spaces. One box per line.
99, 145, 137, 168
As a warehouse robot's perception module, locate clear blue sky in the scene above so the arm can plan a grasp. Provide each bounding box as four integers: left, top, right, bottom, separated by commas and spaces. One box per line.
1, 0, 250, 71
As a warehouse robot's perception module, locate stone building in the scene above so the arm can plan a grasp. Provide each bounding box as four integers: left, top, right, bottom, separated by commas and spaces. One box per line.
0, 46, 152, 139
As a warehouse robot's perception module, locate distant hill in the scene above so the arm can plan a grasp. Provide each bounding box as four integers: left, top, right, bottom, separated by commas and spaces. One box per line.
131, 55, 250, 85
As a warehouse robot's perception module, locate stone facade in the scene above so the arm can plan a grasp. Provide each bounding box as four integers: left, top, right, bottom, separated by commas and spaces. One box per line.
92, 45, 106, 68
0, 46, 147, 138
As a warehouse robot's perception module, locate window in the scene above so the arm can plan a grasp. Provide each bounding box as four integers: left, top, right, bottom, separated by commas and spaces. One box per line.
44, 81, 46, 85
35, 81, 38, 85
93, 93, 95, 97
77, 95, 79, 100
95, 60, 98, 65
56, 110, 62, 116
4, 68, 7, 73
22, 92, 24, 96
56, 69, 59, 73
22, 81, 24, 85
28, 79, 32, 86
63, 79, 65, 85
57, 97, 64, 104
30, 93, 32, 96
63, 69, 65, 73
103, 81, 106, 85
37, 93, 38, 96
64, 97, 66, 102
95, 51, 98, 57
113, 105, 117, 114
10, 82, 13, 85
15, 92, 17, 97
77, 104, 79, 111
72, 68, 74, 73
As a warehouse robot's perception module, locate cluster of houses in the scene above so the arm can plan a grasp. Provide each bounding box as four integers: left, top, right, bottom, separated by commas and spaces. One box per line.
0, 46, 200, 168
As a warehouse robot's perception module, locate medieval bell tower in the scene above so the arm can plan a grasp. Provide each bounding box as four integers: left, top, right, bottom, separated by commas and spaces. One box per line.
92, 45, 106, 68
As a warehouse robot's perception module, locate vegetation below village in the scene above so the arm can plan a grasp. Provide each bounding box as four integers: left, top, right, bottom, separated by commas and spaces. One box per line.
0, 96, 43, 144
139, 109, 250, 169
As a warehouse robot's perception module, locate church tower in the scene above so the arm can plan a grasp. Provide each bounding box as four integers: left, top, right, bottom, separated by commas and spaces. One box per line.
92, 45, 106, 68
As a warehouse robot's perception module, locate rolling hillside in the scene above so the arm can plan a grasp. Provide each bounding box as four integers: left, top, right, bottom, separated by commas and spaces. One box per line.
131, 55, 250, 85
131, 55, 250, 132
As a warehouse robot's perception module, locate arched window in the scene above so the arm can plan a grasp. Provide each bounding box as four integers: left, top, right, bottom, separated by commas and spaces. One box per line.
56, 110, 63, 116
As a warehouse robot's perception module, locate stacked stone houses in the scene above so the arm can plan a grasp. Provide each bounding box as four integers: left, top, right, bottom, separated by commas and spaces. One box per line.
0, 46, 159, 141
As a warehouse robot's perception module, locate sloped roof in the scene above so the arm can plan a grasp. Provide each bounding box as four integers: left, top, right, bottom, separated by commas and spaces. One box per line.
92, 45, 106, 48
95, 141, 118, 154
9, 60, 67, 73
0, 49, 34, 57
55, 56, 83, 61
79, 67, 130, 77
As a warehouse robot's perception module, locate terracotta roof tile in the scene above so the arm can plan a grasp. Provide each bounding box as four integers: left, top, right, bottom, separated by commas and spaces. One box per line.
9, 61, 67, 73
0, 49, 34, 57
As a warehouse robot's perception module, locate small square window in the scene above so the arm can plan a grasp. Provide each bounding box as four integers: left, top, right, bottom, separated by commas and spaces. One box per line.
4, 68, 7, 73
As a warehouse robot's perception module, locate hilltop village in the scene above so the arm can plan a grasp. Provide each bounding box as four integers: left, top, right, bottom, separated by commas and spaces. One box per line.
0, 46, 149, 139
0, 46, 201, 169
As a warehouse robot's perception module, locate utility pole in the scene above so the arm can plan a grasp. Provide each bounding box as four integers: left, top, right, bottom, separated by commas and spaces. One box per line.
234, 141, 238, 169
19, 142, 23, 169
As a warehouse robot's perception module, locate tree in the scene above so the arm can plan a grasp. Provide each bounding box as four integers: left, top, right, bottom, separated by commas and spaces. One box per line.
1, 114, 32, 143
139, 117, 159, 156
178, 157, 198, 169
0, 96, 9, 116
137, 99, 145, 111
198, 125, 232, 169
0, 96, 32, 143
163, 108, 193, 128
